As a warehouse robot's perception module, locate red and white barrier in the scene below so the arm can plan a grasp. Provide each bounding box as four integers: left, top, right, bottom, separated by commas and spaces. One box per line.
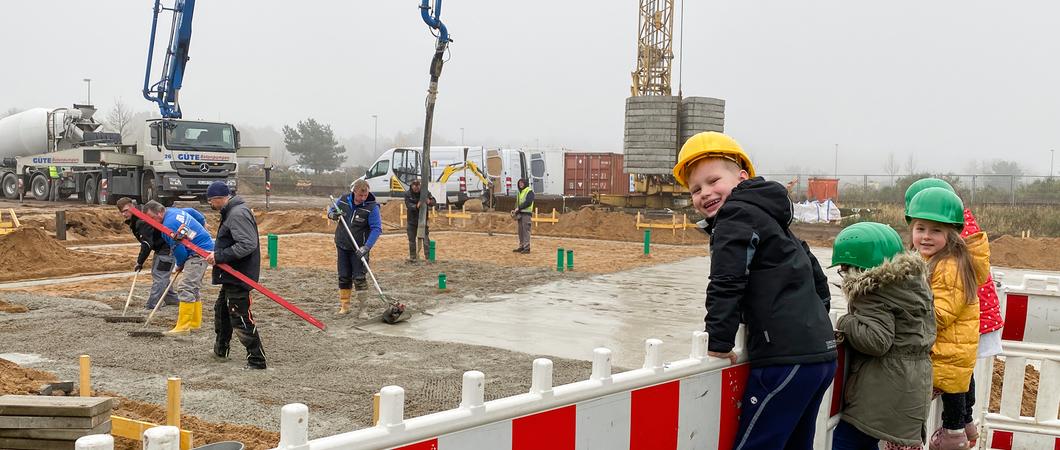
997, 273, 1060, 345
274, 329, 846, 450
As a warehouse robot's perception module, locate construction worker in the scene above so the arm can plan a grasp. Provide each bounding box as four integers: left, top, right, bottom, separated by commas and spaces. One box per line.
143, 200, 214, 335
204, 181, 267, 370
404, 178, 435, 262
511, 178, 534, 253
327, 179, 382, 315
672, 131, 836, 450
116, 197, 179, 310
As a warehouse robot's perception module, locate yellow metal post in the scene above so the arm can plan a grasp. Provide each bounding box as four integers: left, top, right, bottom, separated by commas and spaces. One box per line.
166, 377, 181, 429
372, 393, 381, 426
79, 355, 90, 397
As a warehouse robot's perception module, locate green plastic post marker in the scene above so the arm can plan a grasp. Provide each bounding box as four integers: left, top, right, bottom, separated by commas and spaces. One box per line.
429, 240, 436, 262
644, 229, 651, 255
556, 248, 565, 272
267, 234, 278, 268
438, 273, 447, 289
566, 249, 574, 271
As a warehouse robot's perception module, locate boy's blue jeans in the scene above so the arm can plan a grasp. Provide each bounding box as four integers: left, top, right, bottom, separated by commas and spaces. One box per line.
733, 360, 837, 450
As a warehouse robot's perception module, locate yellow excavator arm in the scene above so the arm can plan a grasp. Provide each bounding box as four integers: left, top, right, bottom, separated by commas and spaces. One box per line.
437, 161, 492, 187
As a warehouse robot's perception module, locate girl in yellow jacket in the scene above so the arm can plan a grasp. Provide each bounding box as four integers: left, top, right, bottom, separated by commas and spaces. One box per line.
906, 187, 991, 450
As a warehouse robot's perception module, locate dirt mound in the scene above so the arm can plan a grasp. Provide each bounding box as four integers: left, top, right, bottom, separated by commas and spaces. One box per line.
0, 299, 29, 313
0, 358, 57, 395
19, 209, 127, 240
108, 394, 278, 450
380, 201, 403, 225
255, 210, 331, 235
0, 227, 129, 282
988, 235, 1060, 270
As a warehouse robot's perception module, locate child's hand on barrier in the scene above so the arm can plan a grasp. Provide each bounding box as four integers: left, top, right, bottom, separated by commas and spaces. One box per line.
708, 351, 737, 364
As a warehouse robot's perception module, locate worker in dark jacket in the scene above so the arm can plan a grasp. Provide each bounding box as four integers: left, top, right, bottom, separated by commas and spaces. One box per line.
511, 178, 534, 253
117, 197, 178, 310
328, 179, 382, 316
204, 181, 266, 370
673, 132, 837, 450
404, 178, 435, 261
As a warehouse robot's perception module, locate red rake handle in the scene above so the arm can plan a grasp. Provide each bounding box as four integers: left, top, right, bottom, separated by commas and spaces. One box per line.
129, 207, 326, 331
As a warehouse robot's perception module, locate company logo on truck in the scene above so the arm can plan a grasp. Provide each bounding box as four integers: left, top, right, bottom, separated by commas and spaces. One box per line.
175, 153, 230, 162
31, 157, 80, 164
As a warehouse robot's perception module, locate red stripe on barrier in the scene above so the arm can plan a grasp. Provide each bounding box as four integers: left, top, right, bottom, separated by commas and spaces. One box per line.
1001, 294, 1028, 342
630, 380, 679, 450
512, 405, 575, 450
1055, 436, 1060, 450
991, 430, 1013, 450
830, 345, 846, 416
395, 439, 438, 450
718, 364, 750, 450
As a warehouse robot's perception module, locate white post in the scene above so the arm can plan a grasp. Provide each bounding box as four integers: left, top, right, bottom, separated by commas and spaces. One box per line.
530, 358, 554, 395
1035, 358, 1060, 422
1000, 356, 1027, 418
142, 426, 180, 450
691, 331, 708, 360
590, 348, 612, 381
75, 434, 114, 450
378, 385, 406, 429
278, 403, 309, 450
460, 371, 485, 411
643, 338, 663, 369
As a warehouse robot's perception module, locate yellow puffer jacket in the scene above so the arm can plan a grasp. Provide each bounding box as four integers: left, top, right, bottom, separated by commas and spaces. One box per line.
928, 232, 991, 393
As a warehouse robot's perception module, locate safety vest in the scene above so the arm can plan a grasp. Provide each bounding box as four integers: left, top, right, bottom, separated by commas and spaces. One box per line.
48, 166, 59, 179
517, 186, 534, 213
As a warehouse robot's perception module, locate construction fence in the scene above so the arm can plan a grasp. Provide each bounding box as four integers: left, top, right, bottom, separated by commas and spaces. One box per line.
760, 173, 1060, 206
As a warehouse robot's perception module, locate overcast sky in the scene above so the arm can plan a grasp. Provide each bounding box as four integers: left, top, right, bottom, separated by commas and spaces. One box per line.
2, 1, 1058, 174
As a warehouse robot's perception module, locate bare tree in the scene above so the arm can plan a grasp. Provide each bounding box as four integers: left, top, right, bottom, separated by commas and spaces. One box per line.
106, 99, 134, 142
883, 152, 901, 177
904, 153, 917, 174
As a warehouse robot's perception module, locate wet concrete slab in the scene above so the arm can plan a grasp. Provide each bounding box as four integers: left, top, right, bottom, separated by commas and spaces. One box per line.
364, 245, 1059, 369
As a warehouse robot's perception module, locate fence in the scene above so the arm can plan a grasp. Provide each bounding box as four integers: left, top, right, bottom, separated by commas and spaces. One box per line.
759, 173, 1060, 206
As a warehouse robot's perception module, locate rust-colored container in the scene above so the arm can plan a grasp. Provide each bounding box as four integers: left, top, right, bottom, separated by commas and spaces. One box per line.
564, 153, 630, 196
807, 177, 840, 202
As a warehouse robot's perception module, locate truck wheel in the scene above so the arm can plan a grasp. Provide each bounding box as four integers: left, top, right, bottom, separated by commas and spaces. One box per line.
83, 177, 98, 205
31, 174, 49, 201
1, 173, 18, 199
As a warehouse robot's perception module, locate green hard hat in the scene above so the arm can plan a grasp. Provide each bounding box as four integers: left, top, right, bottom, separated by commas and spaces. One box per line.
905, 187, 965, 231
831, 222, 905, 269
904, 178, 955, 211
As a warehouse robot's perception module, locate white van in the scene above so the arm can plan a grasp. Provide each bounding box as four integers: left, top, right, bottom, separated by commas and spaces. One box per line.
486, 148, 528, 196
362, 146, 489, 205
529, 150, 565, 195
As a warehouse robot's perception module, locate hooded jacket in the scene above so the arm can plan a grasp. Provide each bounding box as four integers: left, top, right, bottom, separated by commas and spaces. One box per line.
928, 231, 991, 393
126, 206, 170, 267
837, 252, 936, 445
211, 196, 261, 290
404, 188, 436, 224
702, 177, 837, 367
331, 192, 382, 251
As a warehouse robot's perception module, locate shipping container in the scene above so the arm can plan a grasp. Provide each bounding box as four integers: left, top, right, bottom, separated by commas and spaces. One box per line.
807, 177, 839, 202
563, 153, 629, 196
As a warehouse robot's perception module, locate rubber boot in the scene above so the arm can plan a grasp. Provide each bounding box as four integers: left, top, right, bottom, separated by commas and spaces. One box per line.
407, 242, 418, 263
165, 302, 195, 336
189, 301, 202, 331
353, 290, 369, 319
338, 289, 351, 315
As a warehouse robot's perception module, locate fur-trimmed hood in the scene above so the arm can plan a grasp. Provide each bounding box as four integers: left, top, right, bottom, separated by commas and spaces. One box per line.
841, 251, 927, 300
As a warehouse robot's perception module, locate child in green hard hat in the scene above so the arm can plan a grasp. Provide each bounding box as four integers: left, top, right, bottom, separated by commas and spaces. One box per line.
905, 186, 991, 450
831, 222, 935, 450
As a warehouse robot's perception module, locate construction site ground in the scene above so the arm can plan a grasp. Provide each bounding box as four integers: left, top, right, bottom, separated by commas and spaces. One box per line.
1, 195, 1057, 448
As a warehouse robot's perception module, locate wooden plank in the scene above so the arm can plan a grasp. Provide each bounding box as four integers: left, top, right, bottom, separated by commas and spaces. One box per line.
111, 416, 193, 450
0, 436, 76, 449
0, 413, 108, 429
0, 395, 115, 418
0, 420, 110, 440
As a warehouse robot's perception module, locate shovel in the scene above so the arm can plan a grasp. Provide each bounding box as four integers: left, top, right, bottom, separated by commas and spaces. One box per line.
129, 270, 180, 337
330, 196, 411, 324
104, 270, 146, 323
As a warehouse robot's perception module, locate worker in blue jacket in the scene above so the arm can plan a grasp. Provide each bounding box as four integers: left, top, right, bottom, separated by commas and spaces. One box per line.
144, 200, 214, 335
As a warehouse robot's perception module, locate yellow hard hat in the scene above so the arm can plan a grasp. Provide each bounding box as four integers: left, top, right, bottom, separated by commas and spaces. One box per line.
672, 131, 755, 187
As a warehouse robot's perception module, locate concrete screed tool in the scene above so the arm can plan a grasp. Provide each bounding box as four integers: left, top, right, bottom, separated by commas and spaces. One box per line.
330, 195, 411, 324
128, 270, 180, 337
103, 270, 146, 323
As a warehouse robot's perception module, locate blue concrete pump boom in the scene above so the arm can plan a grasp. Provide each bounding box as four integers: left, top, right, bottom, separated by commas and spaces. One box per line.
142, 0, 196, 119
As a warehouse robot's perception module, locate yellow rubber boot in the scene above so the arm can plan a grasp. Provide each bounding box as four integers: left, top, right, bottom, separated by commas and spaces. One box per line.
190, 302, 202, 331
165, 302, 195, 335
338, 289, 351, 315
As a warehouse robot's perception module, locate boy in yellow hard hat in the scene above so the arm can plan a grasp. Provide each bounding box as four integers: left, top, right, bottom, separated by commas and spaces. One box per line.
673, 131, 837, 450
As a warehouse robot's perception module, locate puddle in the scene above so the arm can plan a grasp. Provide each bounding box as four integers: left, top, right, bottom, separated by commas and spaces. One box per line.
0, 352, 51, 365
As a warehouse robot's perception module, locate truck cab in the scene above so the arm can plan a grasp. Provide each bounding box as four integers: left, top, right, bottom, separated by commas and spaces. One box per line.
138, 118, 240, 204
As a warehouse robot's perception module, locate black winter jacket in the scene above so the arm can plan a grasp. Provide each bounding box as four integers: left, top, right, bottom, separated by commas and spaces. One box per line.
126, 208, 170, 267
404, 189, 436, 225
211, 196, 261, 290
702, 177, 837, 368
